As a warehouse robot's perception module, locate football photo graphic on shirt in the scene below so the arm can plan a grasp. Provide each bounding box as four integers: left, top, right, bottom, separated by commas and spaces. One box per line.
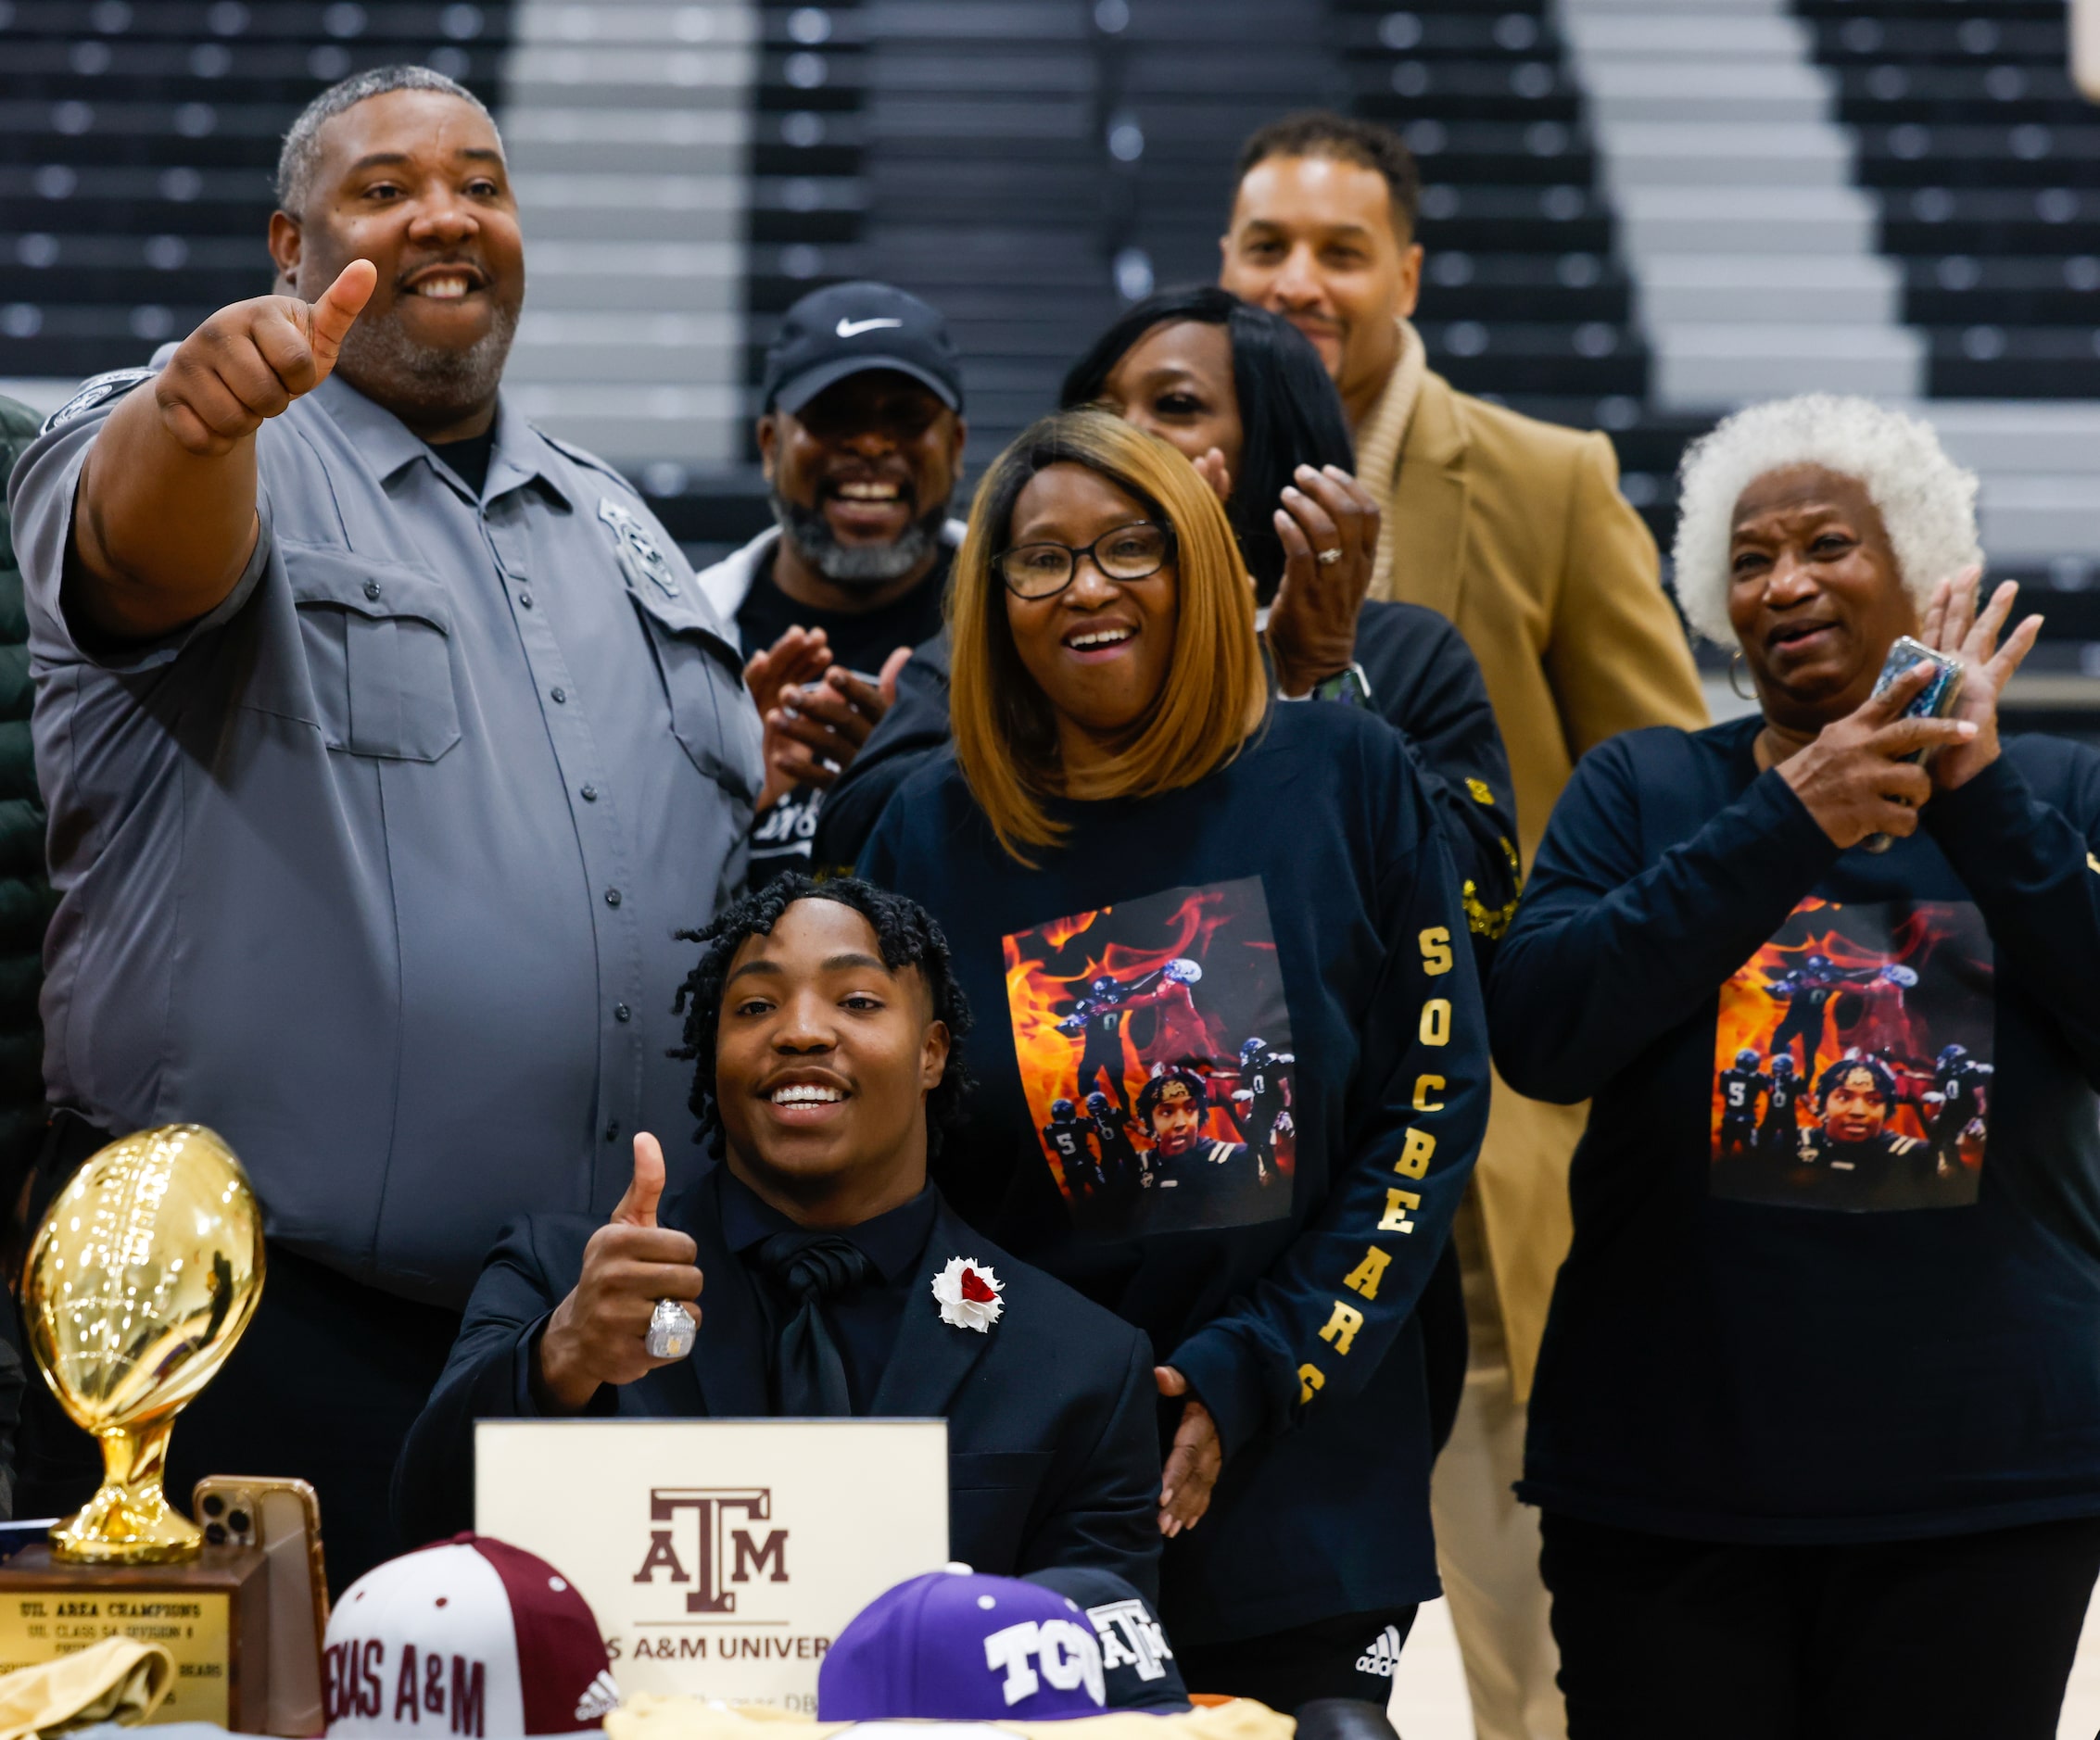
1003, 877, 1296, 1238
1711, 895, 1994, 1211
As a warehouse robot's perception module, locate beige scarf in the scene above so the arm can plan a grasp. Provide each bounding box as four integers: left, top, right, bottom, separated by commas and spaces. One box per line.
0, 1636, 171, 1740
610, 1692, 1296, 1740
1350, 317, 1428, 599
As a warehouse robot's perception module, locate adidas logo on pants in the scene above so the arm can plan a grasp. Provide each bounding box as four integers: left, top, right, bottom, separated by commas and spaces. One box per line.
1354, 1623, 1406, 1679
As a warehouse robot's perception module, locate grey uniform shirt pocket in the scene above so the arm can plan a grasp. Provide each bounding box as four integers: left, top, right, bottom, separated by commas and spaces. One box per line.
627, 583, 763, 804
283, 543, 462, 763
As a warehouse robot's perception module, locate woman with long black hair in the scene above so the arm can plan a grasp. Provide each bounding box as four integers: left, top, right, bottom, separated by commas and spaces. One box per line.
1060, 284, 1356, 608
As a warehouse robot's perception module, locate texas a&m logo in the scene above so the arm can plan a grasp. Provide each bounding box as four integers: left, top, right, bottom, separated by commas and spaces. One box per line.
632, 1487, 791, 1614
323, 1643, 487, 1734
1087, 1597, 1174, 1681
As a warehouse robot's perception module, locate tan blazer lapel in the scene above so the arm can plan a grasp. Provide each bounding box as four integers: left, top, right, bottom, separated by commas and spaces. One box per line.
1382, 369, 1471, 622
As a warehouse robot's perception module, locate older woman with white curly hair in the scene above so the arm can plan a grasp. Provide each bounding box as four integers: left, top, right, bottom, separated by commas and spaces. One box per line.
1487, 393, 2100, 1737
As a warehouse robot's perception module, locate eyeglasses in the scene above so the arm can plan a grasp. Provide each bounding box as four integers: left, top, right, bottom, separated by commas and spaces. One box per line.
995, 521, 1174, 600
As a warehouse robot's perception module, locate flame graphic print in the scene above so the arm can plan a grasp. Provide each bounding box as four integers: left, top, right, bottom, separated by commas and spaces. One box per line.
1004, 877, 1295, 1239
1710, 895, 1993, 1212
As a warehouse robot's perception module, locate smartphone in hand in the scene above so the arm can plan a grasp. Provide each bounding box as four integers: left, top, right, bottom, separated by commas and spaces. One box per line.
1864, 634, 1965, 853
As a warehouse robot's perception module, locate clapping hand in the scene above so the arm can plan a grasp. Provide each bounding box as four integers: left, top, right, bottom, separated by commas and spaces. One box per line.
1918, 567, 2043, 791
744, 625, 834, 722
1265, 465, 1381, 698
1775, 662, 1979, 849
754, 645, 914, 810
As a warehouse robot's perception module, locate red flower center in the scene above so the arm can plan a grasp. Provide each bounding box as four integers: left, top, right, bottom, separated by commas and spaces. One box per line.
959, 1267, 997, 1304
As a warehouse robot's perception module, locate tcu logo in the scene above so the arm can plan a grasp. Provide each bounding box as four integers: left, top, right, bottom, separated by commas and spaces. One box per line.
632, 1487, 790, 1614
1086, 1598, 1174, 1681
982, 1619, 1106, 1709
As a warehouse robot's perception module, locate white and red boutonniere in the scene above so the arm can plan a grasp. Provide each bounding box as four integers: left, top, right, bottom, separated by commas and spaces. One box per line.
932, 1257, 1004, 1332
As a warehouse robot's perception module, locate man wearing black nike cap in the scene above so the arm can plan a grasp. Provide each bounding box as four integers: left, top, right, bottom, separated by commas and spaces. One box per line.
699, 283, 968, 883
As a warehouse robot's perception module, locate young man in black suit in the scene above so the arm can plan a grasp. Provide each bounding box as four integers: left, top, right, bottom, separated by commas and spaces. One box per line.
395, 877, 1162, 1595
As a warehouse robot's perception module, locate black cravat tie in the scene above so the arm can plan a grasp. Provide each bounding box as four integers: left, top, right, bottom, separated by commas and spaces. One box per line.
753, 1231, 876, 1417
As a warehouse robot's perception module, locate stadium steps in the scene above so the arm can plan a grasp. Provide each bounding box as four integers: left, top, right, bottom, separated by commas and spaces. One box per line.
0, 0, 513, 400
496, 0, 758, 472
1338, 0, 1651, 410
638, 0, 869, 550
851, 0, 1322, 462
1798, 0, 2100, 722
1804, 0, 2100, 399
1558, 0, 1924, 408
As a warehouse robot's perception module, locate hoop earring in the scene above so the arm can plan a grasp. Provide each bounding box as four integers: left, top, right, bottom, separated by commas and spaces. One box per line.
1728, 649, 1757, 701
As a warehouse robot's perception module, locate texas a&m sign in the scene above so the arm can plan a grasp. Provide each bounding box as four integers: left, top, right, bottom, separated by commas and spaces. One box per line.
474, 1420, 948, 1710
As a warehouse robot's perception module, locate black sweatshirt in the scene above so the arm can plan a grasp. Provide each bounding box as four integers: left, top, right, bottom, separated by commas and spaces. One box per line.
857, 701, 1488, 1640
740, 555, 951, 886
822, 600, 1521, 967
1492, 716, 2100, 1543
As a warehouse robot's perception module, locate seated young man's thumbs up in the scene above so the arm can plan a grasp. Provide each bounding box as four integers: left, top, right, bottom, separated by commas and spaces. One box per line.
395, 877, 1163, 1600
533, 1132, 704, 1411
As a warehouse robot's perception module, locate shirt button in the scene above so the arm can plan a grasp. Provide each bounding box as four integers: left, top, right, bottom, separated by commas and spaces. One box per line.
519, 591, 534, 609
604, 887, 623, 907
551, 687, 567, 704
580, 784, 598, 802
363, 581, 381, 600
604, 1119, 620, 1142
614, 1002, 632, 1023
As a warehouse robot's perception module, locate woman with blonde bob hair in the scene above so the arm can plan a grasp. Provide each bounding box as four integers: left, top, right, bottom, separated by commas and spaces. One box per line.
1489, 392, 2100, 1735
947, 411, 1267, 860
860, 408, 1492, 1707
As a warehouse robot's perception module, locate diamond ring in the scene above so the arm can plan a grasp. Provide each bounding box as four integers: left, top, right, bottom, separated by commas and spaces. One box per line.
646, 1297, 696, 1360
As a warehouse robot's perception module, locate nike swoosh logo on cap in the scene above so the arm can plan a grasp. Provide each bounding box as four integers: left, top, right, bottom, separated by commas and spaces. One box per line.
836, 316, 905, 337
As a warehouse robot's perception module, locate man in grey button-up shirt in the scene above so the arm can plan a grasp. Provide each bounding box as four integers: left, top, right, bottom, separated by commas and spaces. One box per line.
5, 66, 760, 1581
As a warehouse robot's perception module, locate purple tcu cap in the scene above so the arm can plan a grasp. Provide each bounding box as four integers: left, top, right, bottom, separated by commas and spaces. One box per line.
817, 1568, 1108, 1722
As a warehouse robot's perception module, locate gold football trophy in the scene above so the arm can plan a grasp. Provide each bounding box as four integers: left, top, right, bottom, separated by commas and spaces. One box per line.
21, 1125, 265, 1562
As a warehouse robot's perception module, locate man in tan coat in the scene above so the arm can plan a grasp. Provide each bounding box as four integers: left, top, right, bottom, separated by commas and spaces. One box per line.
1221, 113, 1708, 1739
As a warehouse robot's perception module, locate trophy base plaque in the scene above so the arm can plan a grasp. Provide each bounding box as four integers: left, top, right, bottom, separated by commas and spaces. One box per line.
0, 1544, 269, 1730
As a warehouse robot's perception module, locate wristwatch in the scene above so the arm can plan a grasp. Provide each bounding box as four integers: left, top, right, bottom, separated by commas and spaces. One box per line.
1280, 662, 1373, 709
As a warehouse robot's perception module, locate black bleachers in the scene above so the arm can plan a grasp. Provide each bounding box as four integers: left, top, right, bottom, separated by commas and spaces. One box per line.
1338, 0, 1651, 411
727, 0, 1341, 473
695, 0, 1687, 586
650, 0, 870, 554
855, 0, 1314, 461
745, 0, 869, 355
1803, 0, 2100, 398
0, 1, 512, 382
727, 0, 1658, 474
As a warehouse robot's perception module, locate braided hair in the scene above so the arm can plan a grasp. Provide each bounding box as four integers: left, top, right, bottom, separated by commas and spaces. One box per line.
670, 875, 975, 1159
1815, 1052, 1897, 1116
1134, 1065, 1209, 1128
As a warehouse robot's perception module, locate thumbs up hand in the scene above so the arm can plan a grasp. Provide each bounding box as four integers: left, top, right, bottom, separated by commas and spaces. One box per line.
613, 1129, 668, 1228
152, 259, 377, 457
536, 1133, 705, 1414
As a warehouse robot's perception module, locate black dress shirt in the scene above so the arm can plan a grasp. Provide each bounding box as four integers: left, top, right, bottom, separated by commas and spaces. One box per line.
718, 1168, 939, 1415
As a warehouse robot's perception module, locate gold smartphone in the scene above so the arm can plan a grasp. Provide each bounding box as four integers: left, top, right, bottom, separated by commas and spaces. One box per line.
194, 1475, 329, 1736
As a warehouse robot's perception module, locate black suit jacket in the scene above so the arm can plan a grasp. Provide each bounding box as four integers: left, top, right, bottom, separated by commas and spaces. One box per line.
394, 1178, 1163, 1598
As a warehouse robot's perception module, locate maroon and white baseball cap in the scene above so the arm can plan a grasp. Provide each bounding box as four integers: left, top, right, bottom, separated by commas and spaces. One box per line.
324, 1534, 619, 1738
